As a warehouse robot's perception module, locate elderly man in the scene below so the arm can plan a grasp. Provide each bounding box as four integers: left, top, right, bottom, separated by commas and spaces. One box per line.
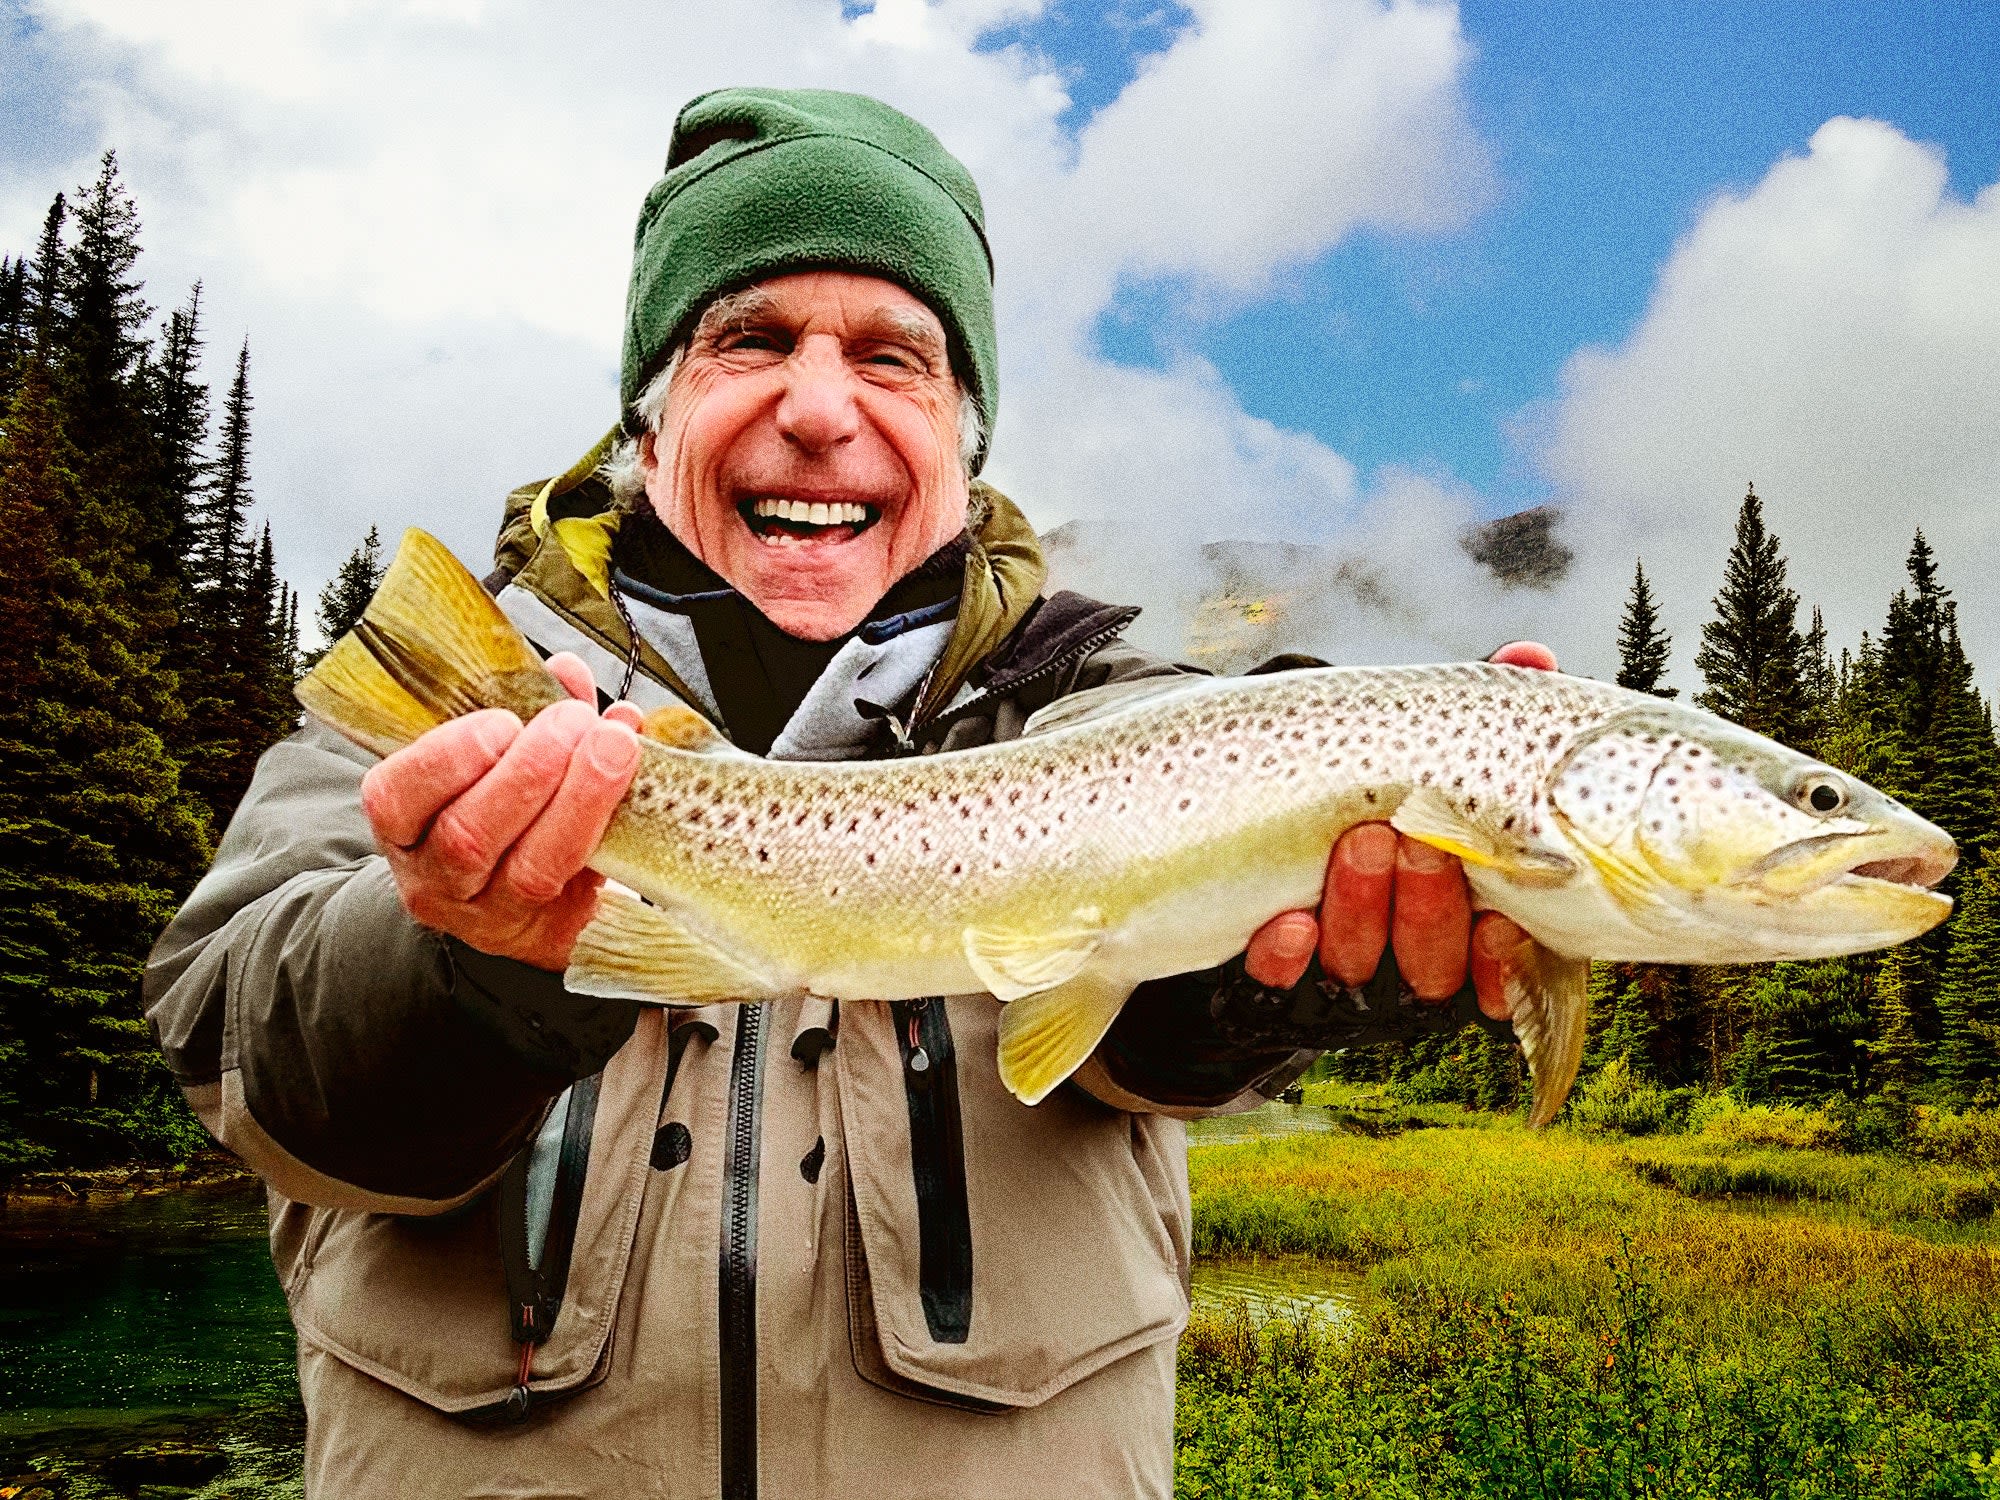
147, 88, 1550, 1498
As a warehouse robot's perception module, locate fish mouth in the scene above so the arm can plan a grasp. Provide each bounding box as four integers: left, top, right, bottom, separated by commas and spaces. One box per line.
1848, 850, 1956, 890
738, 495, 882, 545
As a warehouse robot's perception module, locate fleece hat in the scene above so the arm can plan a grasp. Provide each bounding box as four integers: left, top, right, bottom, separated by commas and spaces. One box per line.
622, 87, 997, 471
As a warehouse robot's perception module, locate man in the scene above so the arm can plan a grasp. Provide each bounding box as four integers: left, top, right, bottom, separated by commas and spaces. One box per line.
147, 88, 1552, 1498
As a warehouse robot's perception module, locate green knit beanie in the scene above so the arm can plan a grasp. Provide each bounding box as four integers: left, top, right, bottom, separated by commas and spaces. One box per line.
623, 87, 997, 472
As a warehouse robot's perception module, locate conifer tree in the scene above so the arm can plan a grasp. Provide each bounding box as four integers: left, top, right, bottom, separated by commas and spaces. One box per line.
1616, 560, 1676, 697
1695, 485, 1809, 746
312, 525, 385, 657
1935, 854, 2000, 1107
25, 195, 67, 356
0, 355, 211, 1166
1864, 946, 1924, 1103
0, 257, 27, 407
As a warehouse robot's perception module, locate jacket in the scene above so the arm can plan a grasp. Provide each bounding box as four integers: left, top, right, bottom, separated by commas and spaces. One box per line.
145, 479, 1309, 1499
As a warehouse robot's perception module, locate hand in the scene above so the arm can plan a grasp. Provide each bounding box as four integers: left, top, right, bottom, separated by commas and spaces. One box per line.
1242, 640, 1560, 1020
360, 653, 644, 971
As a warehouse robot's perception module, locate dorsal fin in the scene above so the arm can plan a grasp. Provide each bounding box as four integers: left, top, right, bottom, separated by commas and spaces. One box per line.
1021, 675, 1202, 737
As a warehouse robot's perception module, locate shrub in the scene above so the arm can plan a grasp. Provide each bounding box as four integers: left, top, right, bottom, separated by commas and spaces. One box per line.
1910, 1107, 2000, 1170
1568, 1057, 1682, 1136
1684, 1090, 1848, 1150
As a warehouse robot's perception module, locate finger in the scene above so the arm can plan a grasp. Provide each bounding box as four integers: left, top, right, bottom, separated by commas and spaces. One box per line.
493, 719, 642, 907
418, 699, 597, 898
547, 652, 597, 703
1488, 640, 1559, 672
1471, 913, 1529, 1019
1390, 836, 1472, 1001
361, 709, 522, 851
1318, 823, 1396, 987
1245, 910, 1319, 989
605, 700, 645, 731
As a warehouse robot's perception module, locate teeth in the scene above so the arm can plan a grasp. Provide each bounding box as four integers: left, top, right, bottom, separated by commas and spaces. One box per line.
748, 499, 873, 527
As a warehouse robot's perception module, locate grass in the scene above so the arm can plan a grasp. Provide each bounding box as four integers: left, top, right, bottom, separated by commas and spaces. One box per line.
1178, 1102, 2000, 1496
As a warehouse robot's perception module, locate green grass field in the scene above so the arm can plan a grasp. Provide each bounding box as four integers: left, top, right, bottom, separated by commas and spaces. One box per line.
1176, 1094, 2000, 1498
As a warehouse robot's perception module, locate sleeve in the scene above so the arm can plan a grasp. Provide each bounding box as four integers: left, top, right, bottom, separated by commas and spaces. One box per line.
1055, 642, 1332, 1117
144, 722, 639, 1213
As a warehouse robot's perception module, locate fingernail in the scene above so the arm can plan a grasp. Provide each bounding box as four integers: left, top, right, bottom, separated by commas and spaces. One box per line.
587, 721, 638, 774
1271, 924, 1315, 963
1347, 826, 1396, 875
472, 712, 520, 758
1399, 839, 1456, 873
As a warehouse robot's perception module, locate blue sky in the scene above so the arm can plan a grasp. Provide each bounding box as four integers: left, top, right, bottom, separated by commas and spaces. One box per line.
2, 0, 1996, 680
995, 0, 2000, 509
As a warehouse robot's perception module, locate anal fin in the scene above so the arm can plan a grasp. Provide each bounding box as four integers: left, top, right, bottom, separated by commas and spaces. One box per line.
996, 971, 1134, 1106
1506, 942, 1591, 1126
565, 887, 778, 1005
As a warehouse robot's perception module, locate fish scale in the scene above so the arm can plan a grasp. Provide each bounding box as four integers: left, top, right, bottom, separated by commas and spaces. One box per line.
298, 529, 1957, 1123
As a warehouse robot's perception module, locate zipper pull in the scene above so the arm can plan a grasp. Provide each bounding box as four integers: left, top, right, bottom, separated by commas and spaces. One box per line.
907, 1003, 931, 1075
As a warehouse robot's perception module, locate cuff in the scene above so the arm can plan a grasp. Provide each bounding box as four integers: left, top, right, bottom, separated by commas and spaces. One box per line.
447, 940, 642, 1081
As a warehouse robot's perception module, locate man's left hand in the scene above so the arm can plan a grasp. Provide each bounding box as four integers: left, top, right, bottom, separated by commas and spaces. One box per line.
1241, 641, 1560, 1020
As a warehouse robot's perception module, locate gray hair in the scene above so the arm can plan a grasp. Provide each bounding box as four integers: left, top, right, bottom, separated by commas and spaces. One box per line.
600, 289, 986, 509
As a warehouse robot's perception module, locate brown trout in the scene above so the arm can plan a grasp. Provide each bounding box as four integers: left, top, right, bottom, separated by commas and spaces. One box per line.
298, 530, 1956, 1122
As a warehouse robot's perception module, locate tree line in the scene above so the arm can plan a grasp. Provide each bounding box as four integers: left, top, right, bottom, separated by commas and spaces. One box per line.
0, 157, 383, 1168
1348, 486, 2000, 1134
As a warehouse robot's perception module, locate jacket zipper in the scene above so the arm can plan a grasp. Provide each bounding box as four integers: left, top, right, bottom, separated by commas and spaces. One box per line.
890, 998, 973, 1344
908, 613, 1139, 744
719, 1004, 766, 1500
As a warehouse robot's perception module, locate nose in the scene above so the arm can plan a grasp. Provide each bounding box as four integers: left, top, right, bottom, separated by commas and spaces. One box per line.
773, 335, 861, 455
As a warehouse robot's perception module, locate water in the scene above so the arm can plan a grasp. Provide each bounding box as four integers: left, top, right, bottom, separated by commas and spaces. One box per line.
1190, 1257, 1363, 1324
1186, 1096, 1348, 1146
0, 1181, 302, 1494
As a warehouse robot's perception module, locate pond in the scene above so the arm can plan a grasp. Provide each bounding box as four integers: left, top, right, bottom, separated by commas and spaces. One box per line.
0, 1103, 1355, 1493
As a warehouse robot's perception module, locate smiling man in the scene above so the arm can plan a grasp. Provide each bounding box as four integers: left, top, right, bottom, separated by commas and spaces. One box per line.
147, 88, 1549, 1499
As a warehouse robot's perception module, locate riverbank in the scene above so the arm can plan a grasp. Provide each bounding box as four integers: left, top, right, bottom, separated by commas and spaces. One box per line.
3, 1156, 254, 1208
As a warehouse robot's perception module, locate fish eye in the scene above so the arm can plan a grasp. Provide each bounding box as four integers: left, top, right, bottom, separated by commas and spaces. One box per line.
1797, 775, 1847, 816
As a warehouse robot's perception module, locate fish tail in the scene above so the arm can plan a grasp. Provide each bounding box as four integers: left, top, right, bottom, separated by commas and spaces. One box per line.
295, 528, 563, 757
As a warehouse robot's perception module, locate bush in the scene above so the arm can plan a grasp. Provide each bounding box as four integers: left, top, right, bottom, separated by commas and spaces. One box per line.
1684, 1090, 1848, 1150
1568, 1058, 1684, 1136
1910, 1107, 2000, 1170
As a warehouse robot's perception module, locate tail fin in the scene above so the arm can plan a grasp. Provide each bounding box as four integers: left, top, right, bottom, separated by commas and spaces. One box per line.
295, 528, 564, 757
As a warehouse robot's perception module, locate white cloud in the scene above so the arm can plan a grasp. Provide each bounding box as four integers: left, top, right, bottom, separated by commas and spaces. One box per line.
3, 0, 1491, 610
1541, 117, 2000, 688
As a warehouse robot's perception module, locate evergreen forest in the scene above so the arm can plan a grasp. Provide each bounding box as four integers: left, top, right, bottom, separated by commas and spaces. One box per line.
0, 158, 380, 1170
1, 159, 1996, 1173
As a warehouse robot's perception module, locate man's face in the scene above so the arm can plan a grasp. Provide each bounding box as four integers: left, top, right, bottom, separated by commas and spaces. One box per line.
641, 271, 971, 641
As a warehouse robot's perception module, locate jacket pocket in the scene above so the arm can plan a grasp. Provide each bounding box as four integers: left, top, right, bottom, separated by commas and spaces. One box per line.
281, 1010, 668, 1415
838, 996, 1189, 1410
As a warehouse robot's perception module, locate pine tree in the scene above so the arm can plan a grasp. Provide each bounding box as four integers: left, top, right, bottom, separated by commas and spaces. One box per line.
1935, 854, 2000, 1107
0, 257, 27, 409
25, 195, 67, 357
1864, 945, 1924, 1103
149, 284, 209, 567
0, 355, 212, 1166
191, 338, 253, 604
1694, 485, 1809, 746
312, 525, 385, 655
1616, 560, 1676, 697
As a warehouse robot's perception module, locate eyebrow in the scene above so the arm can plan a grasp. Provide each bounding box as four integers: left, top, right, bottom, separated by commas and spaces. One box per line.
693, 291, 946, 360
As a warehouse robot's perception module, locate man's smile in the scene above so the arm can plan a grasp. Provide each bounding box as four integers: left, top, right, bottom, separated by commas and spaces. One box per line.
737, 494, 884, 545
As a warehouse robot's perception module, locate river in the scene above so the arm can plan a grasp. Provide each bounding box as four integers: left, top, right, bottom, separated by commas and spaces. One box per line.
0, 1101, 1352, 1494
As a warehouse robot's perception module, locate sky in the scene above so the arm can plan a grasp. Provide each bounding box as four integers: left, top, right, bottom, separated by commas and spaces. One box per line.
2, 0, 1997, 690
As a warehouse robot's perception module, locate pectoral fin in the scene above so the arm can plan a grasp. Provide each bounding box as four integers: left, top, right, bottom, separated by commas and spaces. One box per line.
962, 909, 1106, 1002
1391, 786, 1578, 888
565, 887, 778, 1005
996, 970, 1134, 1106
1506, 942, 1592, 1127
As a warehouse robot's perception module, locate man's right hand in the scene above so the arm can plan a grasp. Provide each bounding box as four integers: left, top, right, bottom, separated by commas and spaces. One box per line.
360, 653, 644, 972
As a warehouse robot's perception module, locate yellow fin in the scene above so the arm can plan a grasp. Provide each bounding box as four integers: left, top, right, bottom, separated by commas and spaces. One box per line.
962, 909, 1105, 1002
996, 970, 1133, 1106
564, 887, 778, 1005
1505, 943, 1592, 1126
295, 528, 565, 755
641, 701, 739, 755
1390, 786, 1577, 889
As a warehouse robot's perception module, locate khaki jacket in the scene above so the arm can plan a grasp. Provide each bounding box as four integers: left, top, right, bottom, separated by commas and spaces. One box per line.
147, 480, 1299, 1499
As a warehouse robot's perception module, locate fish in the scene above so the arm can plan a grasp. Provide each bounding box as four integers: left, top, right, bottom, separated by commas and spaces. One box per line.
298, 529, 1958, 1124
